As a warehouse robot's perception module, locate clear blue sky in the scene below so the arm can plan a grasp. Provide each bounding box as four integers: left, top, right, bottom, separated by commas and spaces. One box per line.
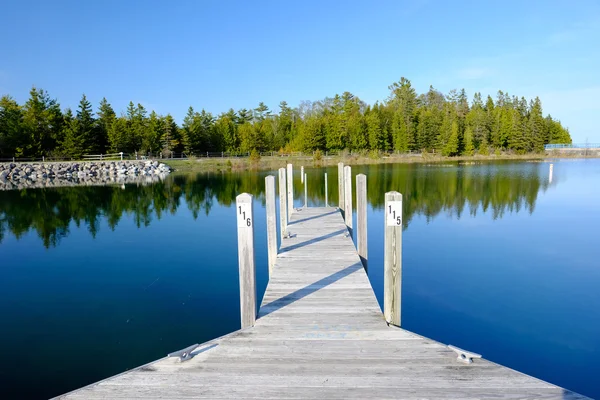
1, 0, 598, 142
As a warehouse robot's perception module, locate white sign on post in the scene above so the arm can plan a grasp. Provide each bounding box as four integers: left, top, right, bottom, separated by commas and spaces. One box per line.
237, 203, 252, 228
386, 200, 402, 227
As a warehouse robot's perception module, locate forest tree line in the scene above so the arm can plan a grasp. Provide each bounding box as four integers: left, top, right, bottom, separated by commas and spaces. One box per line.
0, 77, 572, 158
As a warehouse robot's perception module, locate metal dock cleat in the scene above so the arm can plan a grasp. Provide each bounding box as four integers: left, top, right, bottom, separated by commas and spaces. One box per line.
448, 345, 482, 364
168, 343, 199, 362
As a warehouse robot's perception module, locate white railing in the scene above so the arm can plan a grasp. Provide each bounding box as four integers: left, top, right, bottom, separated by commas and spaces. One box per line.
82, 152, 124, 161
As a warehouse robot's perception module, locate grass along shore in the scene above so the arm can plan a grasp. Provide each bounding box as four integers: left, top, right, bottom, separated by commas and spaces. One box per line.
162, 152, 597, 173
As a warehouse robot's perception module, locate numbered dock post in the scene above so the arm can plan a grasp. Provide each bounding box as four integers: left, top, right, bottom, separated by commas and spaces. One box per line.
384, 191, 402, 327
236, 193, 256, 328
278, 168, 287, 240
338, 162, 345, 212
265, 176, 277, 276
301, 166, 304, 183
344, 165, 352, 234
286, 164, 293, 219
325, 172, 328, 207
357, 174, 367, 272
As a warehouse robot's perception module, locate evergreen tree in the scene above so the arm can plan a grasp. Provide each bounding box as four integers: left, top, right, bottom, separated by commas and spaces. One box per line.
0, 96, 23, 156
527, 97, 546, 152
21, 87, 63, 156
142, 111, 163, 154
75, 94, 95, 154
366, 106, 384, 150
59, 109, 84, 157
108, 117, 128, 152
443, 121, 459, 156
96, 98, 115, 153
463, 126, 474, 156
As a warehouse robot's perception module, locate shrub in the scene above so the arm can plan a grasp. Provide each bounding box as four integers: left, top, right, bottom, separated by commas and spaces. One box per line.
369, 149, 380, 159
313, 149, 323, 162
249, 149, 261, 163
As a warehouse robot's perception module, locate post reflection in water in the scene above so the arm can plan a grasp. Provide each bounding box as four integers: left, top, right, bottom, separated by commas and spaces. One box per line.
0, 161, 552, 248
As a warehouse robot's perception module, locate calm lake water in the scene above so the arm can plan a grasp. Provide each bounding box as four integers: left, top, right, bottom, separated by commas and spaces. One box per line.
1, 159, 599, 399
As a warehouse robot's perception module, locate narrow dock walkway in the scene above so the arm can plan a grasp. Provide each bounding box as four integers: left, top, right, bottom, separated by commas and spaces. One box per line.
57, 207, 588, 399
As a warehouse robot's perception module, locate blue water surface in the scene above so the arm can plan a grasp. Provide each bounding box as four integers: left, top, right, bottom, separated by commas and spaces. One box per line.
0, 159, 598, 399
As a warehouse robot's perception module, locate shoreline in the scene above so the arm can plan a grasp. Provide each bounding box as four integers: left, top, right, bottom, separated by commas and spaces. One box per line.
162, 153, 600, 173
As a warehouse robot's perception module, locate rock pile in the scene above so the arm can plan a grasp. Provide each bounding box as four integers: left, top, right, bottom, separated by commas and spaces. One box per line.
0, 161, 171, 191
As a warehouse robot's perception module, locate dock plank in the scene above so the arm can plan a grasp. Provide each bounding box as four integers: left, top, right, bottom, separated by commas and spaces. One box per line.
55, 207, 588, 399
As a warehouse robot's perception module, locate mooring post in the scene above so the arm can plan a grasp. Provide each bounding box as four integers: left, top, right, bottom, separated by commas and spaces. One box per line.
338, 162, 345, 212
304, 173, 308, 208
265, 176, 277, 276
344, 165, 352, 233
384, 191, 403, 327
324, 172, 328, 207
549, 163, 554, 184
120, 152, 123, 161
278, 167, 287, 240
287, 164, 293, 219
357, 174, 367, 272
301, 166, 304, 183
236, 193, 257, 328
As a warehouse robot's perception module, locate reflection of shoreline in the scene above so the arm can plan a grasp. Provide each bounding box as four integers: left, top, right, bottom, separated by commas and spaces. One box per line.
0, 173, 170, 191
0, 162, 554, 248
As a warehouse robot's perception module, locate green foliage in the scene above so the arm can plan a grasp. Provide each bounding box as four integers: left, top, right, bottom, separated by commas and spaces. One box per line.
249, 149, 261, 162
463, 126, 474, 156
0, 96, 24, 156
0, 80, 572, 158
59, 109, 85, 158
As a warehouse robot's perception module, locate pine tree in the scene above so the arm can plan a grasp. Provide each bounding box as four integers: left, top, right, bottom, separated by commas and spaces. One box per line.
142, 111, 163, 154
0, 96, 23, 156
96, 98, 115, 154
391, 111, 408, 152
108, 117, 128, 152
21, 87, 63, 156
443, 121, 459, 156
366, 107, 383, 150
75, 94, 95, 154
463, 126, 474, 156
60, 109, 84, 158
527, 97, 546, 152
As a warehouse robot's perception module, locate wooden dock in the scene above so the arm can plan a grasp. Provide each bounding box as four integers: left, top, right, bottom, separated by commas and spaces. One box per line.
56, 205, 588, 399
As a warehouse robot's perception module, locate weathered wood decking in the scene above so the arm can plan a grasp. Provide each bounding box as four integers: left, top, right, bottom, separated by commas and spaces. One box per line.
56, 207, 588, 399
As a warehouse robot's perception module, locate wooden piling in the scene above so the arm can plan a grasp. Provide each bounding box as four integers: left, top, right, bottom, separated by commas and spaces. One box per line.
344, 165, 352, 233
265, 176, 277, 275
286, 164, 293, 219
304, 173, 308, 208
301, 166, 304, 183
236, 193, 256, 328
384, 191, 402, 327
324, 172, 328, 207
278, 168, 287, 240
338, 162, 345, 211
356, 174, 367, 272
549, 163, 554, 184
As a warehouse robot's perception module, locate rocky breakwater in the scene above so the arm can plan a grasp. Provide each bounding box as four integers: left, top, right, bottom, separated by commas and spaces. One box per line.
0, 160, 171, 191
